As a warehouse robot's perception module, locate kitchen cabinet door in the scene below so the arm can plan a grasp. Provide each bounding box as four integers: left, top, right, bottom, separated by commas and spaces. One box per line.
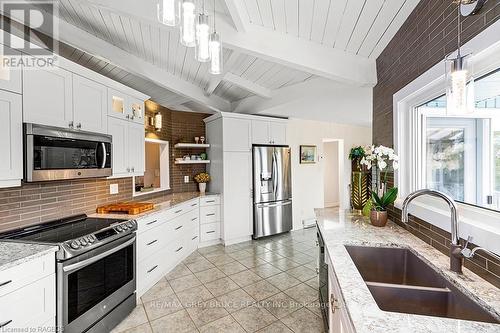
128, 122, 145, 175
107, 88, 130, 121
0, 90, 22, 187
23, 65, 73, 128
73, 75, 107, 133
0, 46, 21, 94
223, 118, 251, 152
107, 117, 129, 177
223, 152, 252, 241
129, 97, 145, 125
251, 120, 270, 144
270, 122, 287, 145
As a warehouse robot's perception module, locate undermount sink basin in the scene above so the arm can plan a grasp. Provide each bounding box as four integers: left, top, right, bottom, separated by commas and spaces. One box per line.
345, 246, 500, 324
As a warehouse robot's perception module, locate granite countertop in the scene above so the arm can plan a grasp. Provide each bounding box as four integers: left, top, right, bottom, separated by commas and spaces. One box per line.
315, 208, 500, 333
0, 242, 57, 272
89, 191, 220, 220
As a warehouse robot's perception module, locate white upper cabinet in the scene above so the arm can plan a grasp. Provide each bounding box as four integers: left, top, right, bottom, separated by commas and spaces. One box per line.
129, 97, 145, 125
107, 117, 129, 177
128, 122, 145, 175
108, 89, 145, 125
269, 121, 287, 145
23, 65, 73, 129
0, 47, 21, 94
251, 120, 271, 145
223, 118, 251, 152
72, 75, 107, 133
0, 90, 22, 187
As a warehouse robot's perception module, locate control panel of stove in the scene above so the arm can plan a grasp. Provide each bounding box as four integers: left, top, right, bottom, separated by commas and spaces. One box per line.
65, 220, 137, 251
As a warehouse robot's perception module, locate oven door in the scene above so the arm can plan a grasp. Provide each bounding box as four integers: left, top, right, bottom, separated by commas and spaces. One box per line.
24, 123, 112, 182
57, 234, 136, 333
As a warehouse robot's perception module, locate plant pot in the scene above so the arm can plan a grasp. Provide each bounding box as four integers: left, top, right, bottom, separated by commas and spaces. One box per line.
198, 183, 206, 193
351, 171, 370, 210
370, 210, 388, 227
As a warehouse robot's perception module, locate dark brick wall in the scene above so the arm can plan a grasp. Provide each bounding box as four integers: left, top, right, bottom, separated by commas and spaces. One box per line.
0, 101, 210, 233
373, 0, 500, 287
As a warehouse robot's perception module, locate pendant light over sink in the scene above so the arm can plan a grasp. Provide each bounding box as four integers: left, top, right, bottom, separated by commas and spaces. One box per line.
180, 0, 196, 47
195, 1, 210, 62
209, 0, 222, 74
157, 0, 179, 26
445, 0, 483, 115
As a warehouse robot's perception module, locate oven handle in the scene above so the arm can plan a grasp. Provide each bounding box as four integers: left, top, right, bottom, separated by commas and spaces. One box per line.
62, 237, 135, 273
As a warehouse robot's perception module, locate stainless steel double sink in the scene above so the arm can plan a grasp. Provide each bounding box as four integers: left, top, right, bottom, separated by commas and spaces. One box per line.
345, 246, 499, 324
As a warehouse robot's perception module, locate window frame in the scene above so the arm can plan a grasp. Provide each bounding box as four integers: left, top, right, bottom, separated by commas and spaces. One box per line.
393, 20, 500, 254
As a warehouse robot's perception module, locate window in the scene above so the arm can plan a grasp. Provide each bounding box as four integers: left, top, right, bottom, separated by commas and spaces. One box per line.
133, 138, 170, 196
416, 69, 500, 211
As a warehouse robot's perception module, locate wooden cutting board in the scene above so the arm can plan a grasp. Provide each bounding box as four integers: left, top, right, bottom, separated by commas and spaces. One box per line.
97, 202, 155, 215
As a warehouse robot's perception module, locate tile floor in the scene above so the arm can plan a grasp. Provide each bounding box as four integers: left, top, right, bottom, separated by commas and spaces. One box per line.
112, 227, 325, 333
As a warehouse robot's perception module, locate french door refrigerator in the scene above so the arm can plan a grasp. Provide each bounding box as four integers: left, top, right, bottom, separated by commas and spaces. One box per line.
253, 145, 292, 238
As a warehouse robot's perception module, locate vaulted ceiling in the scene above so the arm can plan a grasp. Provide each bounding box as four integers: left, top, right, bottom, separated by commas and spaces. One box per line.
2, 0, 421, 118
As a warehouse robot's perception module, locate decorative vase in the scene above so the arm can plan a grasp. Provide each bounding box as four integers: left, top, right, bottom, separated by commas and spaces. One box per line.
199, 182, 206, 193
351, 171, 370, 211
370, 210, 388, 227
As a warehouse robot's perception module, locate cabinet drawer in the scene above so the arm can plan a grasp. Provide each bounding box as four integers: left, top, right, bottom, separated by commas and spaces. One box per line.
137, 251, 166, 290
200, 196, 220, 206
200, 223, 220, 242
0, 252, 55, 297
136, 212, 164, 234
0, 273, 55, 330
200, 205, 220, 224
137, 224, 165, 261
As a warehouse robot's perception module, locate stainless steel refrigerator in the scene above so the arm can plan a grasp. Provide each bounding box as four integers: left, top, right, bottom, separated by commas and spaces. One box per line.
252, 145, 292, 239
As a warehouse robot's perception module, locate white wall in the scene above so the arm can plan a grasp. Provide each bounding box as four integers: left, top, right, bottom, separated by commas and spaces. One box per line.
287, 119, 372, 230
323, 141, 340, 207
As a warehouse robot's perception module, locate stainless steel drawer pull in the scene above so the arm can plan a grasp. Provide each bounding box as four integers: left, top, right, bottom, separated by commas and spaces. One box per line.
175, 247, 183, 252
0, 280, 12, 288
206, 213, 216, 216
146, 220, 158, 226
146, 240, 158, 246
0, 320, 12, 328
206, 231, 215, 234
191, 217, 198, 221
147, 265, 158, 273
206, 200, 216, 203
175, 209, 182, 214
175, 225, 183, 230
192, 236, 198, 240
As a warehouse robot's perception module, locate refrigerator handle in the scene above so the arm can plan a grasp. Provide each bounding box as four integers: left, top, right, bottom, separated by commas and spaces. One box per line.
272, 150, 278, 196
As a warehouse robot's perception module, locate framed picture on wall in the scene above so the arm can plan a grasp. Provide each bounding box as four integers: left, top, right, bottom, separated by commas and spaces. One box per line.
300, 145, 317, 164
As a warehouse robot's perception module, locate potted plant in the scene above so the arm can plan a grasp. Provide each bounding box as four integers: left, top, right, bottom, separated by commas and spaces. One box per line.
370, 187, 398, 227
194, 172, 210, 193
348, 146, 366, 172
348, 146, 370, 211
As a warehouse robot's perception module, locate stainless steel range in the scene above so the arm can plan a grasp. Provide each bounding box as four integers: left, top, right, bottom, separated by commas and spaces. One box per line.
0, 215, 137, 333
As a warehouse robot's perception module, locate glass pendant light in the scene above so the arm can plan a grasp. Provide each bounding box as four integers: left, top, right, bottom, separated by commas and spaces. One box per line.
209, 0, 222, 74
180, 0, 196, 47
195, 1, 210, 62
157, 0, 179, 26
445, 1, 475, 115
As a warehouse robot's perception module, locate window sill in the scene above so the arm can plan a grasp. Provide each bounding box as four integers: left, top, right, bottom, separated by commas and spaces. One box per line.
394, 198, 500, 254
133, 187, 170, 198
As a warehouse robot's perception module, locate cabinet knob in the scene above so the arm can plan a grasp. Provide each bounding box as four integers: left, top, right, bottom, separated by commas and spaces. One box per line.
130, 114, 135, 120
69, 121, 74, 128
330, 294, 340, 312
126, 167, 130, 172
131, 167, 135, 172
126, 114, 130, 119
76, 123, 82, 129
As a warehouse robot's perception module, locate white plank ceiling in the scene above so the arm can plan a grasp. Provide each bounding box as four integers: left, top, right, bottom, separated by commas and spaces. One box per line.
19, 0, 420, 114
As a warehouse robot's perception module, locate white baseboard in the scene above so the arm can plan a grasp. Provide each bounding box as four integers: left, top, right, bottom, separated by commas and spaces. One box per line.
223, 236, 252, 246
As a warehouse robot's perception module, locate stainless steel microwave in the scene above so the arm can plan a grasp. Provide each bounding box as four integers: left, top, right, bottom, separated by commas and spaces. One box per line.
24, 123, 112, 182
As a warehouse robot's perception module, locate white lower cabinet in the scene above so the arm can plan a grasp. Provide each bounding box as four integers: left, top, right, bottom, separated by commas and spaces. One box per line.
0, 253, 56, 331
327, 252, 355, 333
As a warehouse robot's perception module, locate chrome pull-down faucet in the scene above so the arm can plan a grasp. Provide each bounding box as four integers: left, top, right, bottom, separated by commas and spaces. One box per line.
401, 189, 464, 274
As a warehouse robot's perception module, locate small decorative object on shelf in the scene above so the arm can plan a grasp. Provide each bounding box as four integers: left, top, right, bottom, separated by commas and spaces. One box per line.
200, 136, 205, 144
200, 152, 208, 160
360, 145, 399, 227
195, 136, 200, 144
194, 172, 210, 193
348, 146, 370, 212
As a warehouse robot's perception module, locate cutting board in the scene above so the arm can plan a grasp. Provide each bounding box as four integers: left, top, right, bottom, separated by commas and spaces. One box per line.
97, 202, 155, 215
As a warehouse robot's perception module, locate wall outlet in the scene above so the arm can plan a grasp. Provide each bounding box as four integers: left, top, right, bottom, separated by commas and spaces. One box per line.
110, 184, 119, 194
184, 176, 190, 183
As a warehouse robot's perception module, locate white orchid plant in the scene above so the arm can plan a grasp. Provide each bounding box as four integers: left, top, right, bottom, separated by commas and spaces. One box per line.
360, 145, 399, 198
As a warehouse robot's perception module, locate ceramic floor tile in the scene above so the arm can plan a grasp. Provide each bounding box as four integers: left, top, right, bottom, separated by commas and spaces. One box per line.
270, 258, 302, 271
216, 288, 256, 313
198, 244, 225, 255
256, 321, 293, 333
280, 307, 325, 333
218, 261, 248, 275
176, 284, 214, 307
169, 273, 202, 293
186, 258, 216, 273
232, 304, 278, 333
198, 315, 245, 333
260, 292, 302, 319
206, 254, 236, 266
266, 272, 302, 291
150, 309, 198, 333
140, 278, 174, 303
238, 257, 268, 269
305, 300, 323, 318
286, 266, 317, 282
284, 283, 318, 304
194, 267, 227, 283
229, 270, 263, 287
288, 253, 315, 265
304, 277, 319, 289
250, 263, 283, 278
117, 322, 153, 333
228, 250, 254, 260
203, 248, 228, 259
204, 276, 240, 296
143, 293, 183, 321
222, 243, 244, 253
183, 251, 205, 264
243, 280, 281, 301
112, 304, 149, 332
185, 298, 229, 327
257, 251, 285, 263
165, 263, 193, 280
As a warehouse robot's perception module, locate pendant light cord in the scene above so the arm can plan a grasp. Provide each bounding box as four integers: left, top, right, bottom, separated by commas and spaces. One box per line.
213, 0, 216, 32
457, 1, 461, 57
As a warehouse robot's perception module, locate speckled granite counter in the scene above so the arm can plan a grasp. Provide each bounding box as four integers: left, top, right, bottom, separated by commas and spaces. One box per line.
89, 191, 220, 220
315, 208, 500, 333
0, 242, 57, 272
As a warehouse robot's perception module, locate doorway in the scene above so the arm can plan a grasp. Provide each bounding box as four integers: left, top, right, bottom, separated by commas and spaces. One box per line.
323, 140, 342, 208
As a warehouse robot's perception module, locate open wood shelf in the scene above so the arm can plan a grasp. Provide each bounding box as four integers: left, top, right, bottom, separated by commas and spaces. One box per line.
174, 143, 210, 148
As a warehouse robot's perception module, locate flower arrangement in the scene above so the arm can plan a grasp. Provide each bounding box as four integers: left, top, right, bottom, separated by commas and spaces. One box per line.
194, 172, 210, 183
